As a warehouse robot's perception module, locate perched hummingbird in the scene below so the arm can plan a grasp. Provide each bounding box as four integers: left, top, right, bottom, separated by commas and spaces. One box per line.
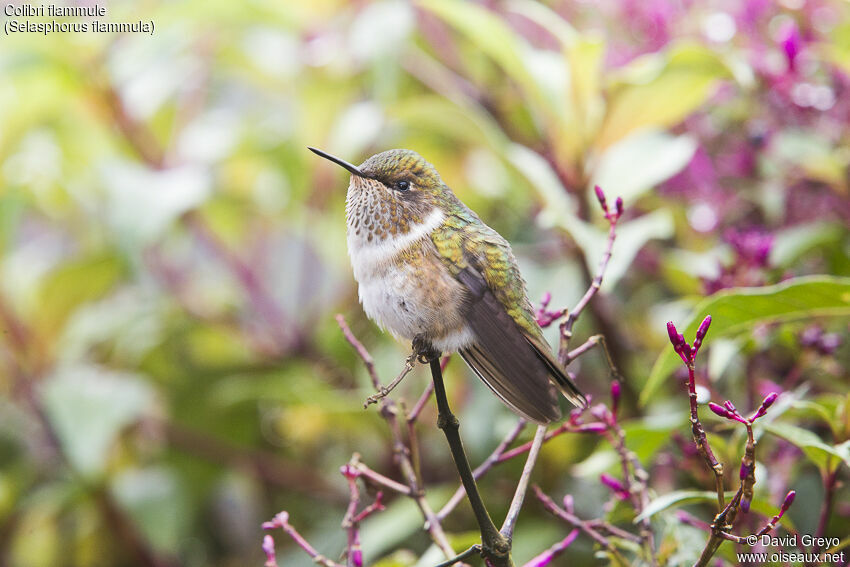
310, 147, 586, 423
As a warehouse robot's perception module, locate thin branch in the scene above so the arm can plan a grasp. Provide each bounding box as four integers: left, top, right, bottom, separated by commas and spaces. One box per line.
341, 461, 385, 567
263, 512, 343, 567
429, 358, 513, 566
668, 319, 725, 510
558, 189, 622, 365
433, 545, 482, 567
501, 425, 547, 539
496, 420, 605, 463
336, 315, 381, 387
522, 529, 579, 567
437, 418, 527, 521
352, 462, 411, 496
596, 388, 655, 564
342, 466, 363, 567
667, 320, 793, 567
408, 381, 435, 421
337, 316, 456, 559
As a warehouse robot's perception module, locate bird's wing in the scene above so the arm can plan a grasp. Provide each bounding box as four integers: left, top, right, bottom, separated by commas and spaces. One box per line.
455, 267, 561, 423
431, 215, 585, 423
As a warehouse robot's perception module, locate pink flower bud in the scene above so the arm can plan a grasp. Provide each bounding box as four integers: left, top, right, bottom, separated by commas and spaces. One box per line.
595, 185, 608, 212
590, 404, 610, 423
340, 464, 359, 479
696, 316, 712, 341
600, 473, 628, 499
666, 322, 680, 345
708, 402, 731, 419
753, 392, 778, 419
781, 490, 796, 512
610, 380, 621, 414
615, 197, 624, 218
693, 316, 711, 352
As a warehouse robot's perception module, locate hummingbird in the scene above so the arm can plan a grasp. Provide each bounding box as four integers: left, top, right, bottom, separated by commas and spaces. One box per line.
310, 147, 586, 424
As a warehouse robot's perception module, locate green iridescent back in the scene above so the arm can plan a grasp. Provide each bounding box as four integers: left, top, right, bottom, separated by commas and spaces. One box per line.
430, 199, 544, 342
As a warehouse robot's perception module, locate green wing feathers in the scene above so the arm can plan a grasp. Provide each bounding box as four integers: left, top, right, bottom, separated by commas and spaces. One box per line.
430, 212, 542, 339
431, 210, 586, 422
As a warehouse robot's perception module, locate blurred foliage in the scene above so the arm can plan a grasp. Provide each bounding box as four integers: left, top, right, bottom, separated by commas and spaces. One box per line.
1, 0, 849, 566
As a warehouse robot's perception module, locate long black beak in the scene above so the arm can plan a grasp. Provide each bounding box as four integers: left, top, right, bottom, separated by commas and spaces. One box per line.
308, 147, 366, 177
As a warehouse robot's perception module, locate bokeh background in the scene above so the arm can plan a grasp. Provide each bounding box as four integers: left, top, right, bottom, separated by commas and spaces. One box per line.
1, 0, 849, 565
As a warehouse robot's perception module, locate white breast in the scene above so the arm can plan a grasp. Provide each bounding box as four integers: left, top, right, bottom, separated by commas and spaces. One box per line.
346, 207, 447, 341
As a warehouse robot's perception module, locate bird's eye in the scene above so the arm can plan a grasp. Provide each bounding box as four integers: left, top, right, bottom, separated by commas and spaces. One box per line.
395, 180, 410, 191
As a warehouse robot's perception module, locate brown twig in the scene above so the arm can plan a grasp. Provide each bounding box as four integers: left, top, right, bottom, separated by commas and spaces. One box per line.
335, 315, 456, 559
263, 512, 343, 567
352, 462, 411, 496
341, 459, 385, 567
558, 188, 622, 365
668, 318, 725, 509
363, 354, 416, 407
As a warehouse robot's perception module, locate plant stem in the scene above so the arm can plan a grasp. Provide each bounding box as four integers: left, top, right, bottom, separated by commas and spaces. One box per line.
686, 361, 725, 509
429, 358, 513, 566
437, 419, 527, 521
501, 425, 547, 540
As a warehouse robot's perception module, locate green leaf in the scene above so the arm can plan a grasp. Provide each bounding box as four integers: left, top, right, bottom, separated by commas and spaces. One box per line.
391, 95, 508, 152
764, 422, 850, 471
503, 1, 602, 158
635, 490, 733, 523
111, 467, 185, 554
506, 143, 579, 226
102, 162, 211, 247
597, 43, 731, 148
772, 130, 850, 186
623, 411, 687, 462
770, 222, 844, 268
416, 0, 551, 121
40, 365, 154, 476
786, 400, 840, 434
591, 129, 697, 203
35, 253, 124, 341
642, 276, 850, 405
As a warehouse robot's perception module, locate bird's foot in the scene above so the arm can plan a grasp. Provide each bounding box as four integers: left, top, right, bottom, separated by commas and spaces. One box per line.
412, 336, 441, 364
363, 352, 418, 408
